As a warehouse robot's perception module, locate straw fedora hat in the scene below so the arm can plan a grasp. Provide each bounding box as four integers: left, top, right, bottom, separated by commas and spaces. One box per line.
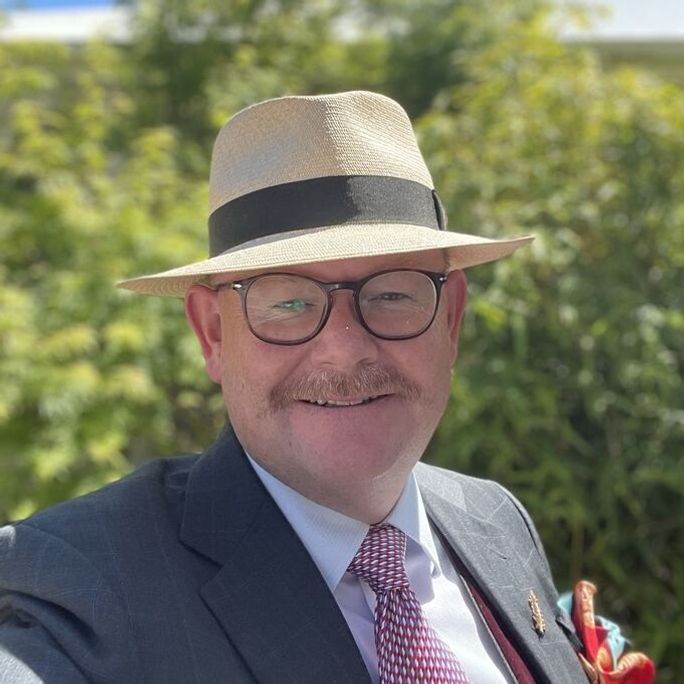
118, 90, 532, 297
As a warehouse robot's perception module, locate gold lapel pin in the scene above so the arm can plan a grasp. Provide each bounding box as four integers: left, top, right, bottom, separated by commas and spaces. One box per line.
528, 589, 546, 636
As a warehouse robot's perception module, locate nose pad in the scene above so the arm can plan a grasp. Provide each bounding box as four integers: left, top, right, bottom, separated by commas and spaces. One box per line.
326, 290, 363, 331
309, 291, 378, 368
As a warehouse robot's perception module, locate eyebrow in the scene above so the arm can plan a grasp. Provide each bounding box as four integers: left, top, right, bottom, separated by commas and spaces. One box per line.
391, 253, 431, 266
386, 251, 446, 270
209, 253, 445, 288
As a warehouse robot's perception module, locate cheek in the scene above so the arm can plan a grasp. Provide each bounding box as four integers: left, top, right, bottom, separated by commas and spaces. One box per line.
394, 319, 454, 382
218, 309, 267, 400
221, 348, 264, 408
395, 327, 455, 415
219, 336, 300, 418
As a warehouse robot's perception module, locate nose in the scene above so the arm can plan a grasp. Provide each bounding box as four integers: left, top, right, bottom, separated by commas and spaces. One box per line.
308, 291, 379, 370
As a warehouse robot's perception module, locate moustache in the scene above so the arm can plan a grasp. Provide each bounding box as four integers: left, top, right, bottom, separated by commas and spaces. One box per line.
269, 365, 422, 410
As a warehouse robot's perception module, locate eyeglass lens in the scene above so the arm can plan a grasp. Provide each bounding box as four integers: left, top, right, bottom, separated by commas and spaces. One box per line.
243, 271, 438, 343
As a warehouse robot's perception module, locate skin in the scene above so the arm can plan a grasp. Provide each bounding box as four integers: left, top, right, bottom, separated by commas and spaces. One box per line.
185, 250, 467, 524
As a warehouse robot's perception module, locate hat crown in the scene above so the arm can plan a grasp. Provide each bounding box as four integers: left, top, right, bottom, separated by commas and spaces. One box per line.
117, 90, 532, 297
209, 91, 434, 214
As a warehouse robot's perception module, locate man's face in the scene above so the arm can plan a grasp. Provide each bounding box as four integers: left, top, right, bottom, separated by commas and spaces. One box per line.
185, 251, 467, 513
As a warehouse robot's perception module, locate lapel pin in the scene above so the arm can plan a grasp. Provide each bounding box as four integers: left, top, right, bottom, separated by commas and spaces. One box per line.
528, 589, 546, 636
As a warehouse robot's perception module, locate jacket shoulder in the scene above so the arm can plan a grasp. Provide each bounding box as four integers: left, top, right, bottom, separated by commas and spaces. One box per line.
415, 461, 553, 575
17, 454, 198, 542
0, 455, 199, 683
415, 460, 515, 513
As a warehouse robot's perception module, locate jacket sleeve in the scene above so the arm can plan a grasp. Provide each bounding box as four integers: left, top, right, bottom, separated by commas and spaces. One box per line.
0, 523, 141, 683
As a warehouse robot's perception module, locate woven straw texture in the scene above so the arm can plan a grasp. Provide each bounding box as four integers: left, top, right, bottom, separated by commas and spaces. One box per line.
209, 91, 433, 212
118, 91, 532, 297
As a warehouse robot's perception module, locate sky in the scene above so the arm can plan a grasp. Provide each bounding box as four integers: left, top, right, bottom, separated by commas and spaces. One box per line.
0, 0, 113, 8
567, 0, 684, 38
1, 0, 683, 38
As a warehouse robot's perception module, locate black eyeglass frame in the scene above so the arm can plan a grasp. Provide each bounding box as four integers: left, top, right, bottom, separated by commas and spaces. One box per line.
214, 269, 448, 346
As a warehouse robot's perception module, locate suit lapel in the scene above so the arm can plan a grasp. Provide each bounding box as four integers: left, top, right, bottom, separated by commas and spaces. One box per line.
180, 428, 370, 684
416, 468, 585, 684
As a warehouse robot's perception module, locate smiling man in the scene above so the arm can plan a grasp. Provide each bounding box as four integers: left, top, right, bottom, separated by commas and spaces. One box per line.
187, 252, 462, 525
0, 92, 588, 683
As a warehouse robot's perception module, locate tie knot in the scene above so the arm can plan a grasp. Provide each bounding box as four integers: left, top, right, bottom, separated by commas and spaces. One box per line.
347, 524, 410, 593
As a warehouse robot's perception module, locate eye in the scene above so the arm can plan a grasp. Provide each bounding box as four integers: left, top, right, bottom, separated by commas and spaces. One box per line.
272, 299, 314, 312
369, 291, 413, 302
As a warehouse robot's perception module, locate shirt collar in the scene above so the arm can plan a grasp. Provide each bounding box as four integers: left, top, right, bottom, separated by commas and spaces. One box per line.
385, 471, 441, 578
246, 455, 442, 592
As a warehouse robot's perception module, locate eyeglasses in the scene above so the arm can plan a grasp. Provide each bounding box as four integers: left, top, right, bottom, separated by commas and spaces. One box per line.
215, 269, 448, 345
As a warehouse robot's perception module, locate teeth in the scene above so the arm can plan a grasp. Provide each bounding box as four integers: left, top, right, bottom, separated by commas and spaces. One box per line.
305, 395, 382, 407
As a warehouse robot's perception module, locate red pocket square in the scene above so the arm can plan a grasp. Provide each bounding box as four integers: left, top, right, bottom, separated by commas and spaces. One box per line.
566, 580, 656, 684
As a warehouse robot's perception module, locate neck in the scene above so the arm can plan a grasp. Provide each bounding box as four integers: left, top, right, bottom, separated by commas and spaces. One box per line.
301, 479, 405, 525
251, 456, 409, 524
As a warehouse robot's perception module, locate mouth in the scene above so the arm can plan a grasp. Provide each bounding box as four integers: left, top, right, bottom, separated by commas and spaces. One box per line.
298, 394, 390, 408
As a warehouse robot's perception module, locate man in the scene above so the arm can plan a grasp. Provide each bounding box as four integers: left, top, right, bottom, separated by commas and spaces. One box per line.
0, 91, 587, 682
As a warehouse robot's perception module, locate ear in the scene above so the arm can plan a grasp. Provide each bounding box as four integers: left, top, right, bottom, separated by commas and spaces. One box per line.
184, 284, 223, 384
443, 269, 468, 363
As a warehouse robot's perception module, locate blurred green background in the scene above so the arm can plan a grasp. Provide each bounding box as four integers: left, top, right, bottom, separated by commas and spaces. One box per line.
1, 0, 682, 678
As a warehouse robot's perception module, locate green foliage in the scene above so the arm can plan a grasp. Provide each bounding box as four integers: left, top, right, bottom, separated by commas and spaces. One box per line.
0, 40, 221, 520
422, 17, 683, 679
0, 0, 681, 678
353, 0, 544, 116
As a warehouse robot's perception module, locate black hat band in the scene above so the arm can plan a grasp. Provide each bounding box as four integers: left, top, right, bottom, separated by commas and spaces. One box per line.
208, 175, 447, 257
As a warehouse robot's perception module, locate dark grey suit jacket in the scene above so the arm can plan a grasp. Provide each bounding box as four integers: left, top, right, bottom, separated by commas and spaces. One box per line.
0, 428, 586, 683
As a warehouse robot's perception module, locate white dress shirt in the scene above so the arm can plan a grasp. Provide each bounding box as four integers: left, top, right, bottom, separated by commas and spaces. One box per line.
248, 456, 514, 683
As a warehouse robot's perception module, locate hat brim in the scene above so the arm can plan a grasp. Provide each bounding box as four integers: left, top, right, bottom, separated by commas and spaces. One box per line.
117, 223, 534, 297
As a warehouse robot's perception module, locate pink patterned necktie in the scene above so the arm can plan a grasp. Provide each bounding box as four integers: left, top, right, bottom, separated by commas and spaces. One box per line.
348, 523, 470, 684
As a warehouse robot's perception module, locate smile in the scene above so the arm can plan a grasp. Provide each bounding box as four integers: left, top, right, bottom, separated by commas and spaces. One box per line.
301, 395, 388, 407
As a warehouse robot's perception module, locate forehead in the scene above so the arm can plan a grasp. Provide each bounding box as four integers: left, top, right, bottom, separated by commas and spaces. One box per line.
214, 250, 446, 285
